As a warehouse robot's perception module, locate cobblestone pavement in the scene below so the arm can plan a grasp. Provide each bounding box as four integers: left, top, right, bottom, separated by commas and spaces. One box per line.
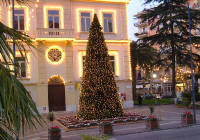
20, 105, 200, 140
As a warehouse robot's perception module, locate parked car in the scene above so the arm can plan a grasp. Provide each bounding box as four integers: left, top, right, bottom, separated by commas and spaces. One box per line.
144, 93, 154, 99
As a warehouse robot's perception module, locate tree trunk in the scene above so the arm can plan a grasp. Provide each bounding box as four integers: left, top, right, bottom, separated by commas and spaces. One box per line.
194, 74, 199, 94
171, 43, 176, 97
130, 42, 137, 102
170, 14, 176, 98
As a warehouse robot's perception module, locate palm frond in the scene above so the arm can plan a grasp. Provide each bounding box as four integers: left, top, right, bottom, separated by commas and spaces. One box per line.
0, 119, 15, 140
0, 64, 44, 138
0, 22, 34, 66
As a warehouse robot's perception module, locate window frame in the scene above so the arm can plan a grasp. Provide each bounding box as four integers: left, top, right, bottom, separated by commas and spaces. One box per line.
99, 9, 117, 33
103, 13, 113, 33
15, 51, 31, 79
16, 56, 26, 78
78, 51, 119, 78
76, 8, 94, 33
14, 9, 25, 31
80, 12, 91, 32
8, 6, 29, 31
48, 10, 60, 29
43, 6, 64, 29
109, 55, 115, 74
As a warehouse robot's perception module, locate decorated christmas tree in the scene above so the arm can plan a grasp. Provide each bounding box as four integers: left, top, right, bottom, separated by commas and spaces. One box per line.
77, 14, 123, 120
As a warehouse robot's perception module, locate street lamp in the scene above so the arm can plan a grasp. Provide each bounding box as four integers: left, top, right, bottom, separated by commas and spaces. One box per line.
150, 73, 157, 94
187, 2, 196, 124
152, 73, 157, 79
12, 0, 19, 139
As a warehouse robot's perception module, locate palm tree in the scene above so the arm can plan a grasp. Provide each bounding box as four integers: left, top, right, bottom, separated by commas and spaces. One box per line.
130, 41, 160, 103
0, 0, 43, 139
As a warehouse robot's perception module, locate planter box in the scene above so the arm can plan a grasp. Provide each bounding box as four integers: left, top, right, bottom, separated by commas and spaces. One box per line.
146, 120, 159, 130
100, 123, 113, 135
181, 116, 193, 125
48, 129, 61, 140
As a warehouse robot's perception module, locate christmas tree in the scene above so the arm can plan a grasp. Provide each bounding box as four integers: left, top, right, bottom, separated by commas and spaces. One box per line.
77, 14, 123, 120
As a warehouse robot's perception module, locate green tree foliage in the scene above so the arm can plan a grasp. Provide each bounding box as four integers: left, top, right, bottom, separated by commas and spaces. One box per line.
130, 41, 160, 102
77, 14, 123, 120
136, 0, 200, 97
0, 0, 43, 139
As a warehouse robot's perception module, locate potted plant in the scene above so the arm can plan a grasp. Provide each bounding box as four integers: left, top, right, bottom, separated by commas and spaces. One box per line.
101, 120, 113, 135
48, 126, 61, 140
100, 110, 113, 135
47, 112, 62, 140
146, 106, 159, 130
181, 111, 193, 125
146, 115, 159, 130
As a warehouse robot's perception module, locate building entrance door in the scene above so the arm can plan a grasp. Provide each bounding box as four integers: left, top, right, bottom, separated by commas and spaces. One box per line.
48, 76, 66, 111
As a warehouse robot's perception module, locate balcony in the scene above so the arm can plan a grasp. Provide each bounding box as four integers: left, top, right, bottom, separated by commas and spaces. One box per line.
36, 28, 74, 39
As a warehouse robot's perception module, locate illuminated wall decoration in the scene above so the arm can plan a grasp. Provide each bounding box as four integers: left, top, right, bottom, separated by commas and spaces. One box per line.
46, 46, 65, 65
43, 6, 64, 29
128, 42, 132, 80
85, 0, 130, 3
76, 8, 94, 32
78, 50, 119, 77
8, 5, 30, 31
0, 7, 2, 21
48, 75, 65, 85
99, 9, 117, 33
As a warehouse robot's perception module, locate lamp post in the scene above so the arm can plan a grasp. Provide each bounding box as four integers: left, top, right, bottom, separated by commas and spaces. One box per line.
12, 0, 19, 139
150, 72, 157, 94
187, 3, 196, 124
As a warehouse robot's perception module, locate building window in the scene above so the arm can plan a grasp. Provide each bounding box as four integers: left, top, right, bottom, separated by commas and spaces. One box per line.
81, 12, 90, 32
142, 27, 148, 33
82, 55, 115, 74
196, 28, 200, 35
158, 23, 163, 31
82, 56, 86, 67
48, 10, 59, 28
14, 9, 25, 31
103, 13, 113, 32
16, 57, 26, 78
109, 56, 115, 73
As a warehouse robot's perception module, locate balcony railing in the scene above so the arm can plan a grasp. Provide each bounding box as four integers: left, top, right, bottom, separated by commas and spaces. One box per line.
36, 28, 74, 38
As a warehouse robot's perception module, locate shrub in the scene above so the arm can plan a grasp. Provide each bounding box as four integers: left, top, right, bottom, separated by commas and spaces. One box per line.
182, 91, 200, 107
49, 126, 61, 133
81, 135, 108, 140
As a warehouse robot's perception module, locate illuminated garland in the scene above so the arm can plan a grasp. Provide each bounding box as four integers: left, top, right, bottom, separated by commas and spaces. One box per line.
77, 14, 123, 120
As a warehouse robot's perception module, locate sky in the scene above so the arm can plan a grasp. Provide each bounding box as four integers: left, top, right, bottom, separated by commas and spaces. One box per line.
127, 0, 146, 41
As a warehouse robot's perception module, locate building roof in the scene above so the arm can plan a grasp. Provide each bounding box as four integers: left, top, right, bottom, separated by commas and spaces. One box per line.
73, 0, 130, 4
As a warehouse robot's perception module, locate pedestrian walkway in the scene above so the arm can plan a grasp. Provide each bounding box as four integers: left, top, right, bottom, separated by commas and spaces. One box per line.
21, 105, 200, 140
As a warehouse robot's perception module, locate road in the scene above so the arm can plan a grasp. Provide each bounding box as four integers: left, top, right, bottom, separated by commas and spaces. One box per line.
113, 125, 200, 140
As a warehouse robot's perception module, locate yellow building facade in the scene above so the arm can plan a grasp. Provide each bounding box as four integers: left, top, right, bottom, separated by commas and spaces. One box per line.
0, 0, 133, 113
